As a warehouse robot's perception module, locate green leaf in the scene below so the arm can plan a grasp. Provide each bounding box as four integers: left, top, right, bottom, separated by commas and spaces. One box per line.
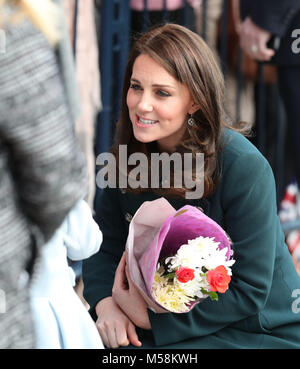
200, 288, 210, 295
164, 272, 176, 280
209, 291, 218, 301
200, 289, 218, 300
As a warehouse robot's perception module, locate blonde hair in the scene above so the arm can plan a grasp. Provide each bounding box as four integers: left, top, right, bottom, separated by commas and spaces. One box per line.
0, 0, 61, 46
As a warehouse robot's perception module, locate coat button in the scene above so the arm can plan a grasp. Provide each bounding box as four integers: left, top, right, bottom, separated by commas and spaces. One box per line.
125, 212, 133, 222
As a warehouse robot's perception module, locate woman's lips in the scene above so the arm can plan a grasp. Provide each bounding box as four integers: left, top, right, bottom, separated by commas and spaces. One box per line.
135, 115, 159, 127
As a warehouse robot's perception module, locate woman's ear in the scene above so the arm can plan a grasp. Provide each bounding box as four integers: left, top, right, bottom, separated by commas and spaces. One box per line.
188, 102, 200, 115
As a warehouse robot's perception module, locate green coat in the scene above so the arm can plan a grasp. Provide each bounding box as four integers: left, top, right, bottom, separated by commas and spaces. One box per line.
83, 129, 300, 349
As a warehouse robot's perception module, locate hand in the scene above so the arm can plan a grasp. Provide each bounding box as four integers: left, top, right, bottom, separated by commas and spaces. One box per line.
95, 296, 142, 348
239, 17, 275, 61
112, 252, 152, 330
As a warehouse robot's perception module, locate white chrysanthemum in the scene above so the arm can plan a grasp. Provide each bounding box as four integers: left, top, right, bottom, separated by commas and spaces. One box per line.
152, 270, 195, 313
188, 236, 220, 250
166, 236, 235, 275
200, 245, 235, 274
175, 273, 209, 299
165, 242, 207, 270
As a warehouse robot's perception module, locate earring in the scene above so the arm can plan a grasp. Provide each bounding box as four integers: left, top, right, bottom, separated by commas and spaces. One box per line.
187, 115, 195, 127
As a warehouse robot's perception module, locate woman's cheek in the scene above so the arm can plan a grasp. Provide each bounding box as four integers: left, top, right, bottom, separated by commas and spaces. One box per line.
126, 90, 133, 108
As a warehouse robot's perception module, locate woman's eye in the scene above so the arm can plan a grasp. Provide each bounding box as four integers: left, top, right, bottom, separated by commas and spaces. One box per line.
130, 83, 142, 91
157, 90, 170, 97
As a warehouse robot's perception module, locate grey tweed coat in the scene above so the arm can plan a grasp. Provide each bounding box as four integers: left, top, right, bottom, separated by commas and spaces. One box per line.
0, 17, 88, 347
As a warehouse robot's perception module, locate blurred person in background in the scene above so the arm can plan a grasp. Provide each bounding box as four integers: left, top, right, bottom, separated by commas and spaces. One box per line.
130, 0, 200, 40
239, 0, 300, 200
0, 0, 88, 348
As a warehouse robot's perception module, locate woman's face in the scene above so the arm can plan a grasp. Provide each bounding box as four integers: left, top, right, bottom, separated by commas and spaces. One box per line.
126, 54, 196, 152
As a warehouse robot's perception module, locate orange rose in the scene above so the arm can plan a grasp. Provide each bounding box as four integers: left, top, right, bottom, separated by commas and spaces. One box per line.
176, 267, 195, 283
206, 265, 231, 293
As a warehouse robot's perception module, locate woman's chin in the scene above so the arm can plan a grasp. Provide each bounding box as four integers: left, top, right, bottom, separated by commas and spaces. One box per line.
133, 132, 156, 144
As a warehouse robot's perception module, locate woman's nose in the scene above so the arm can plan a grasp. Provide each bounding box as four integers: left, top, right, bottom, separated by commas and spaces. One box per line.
137, 93, 153, 112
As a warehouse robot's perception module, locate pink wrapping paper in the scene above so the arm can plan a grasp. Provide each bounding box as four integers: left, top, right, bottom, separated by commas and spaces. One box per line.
125, 197, 232, 313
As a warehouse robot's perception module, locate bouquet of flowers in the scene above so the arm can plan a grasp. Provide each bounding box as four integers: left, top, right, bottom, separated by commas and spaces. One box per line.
125, 198, 235, 313
151, 235, 234, 312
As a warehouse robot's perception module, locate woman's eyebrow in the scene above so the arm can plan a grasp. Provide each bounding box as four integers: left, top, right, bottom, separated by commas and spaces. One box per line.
130, 78, 175, 89
152, 83, 175, 89
130, 78, 140, 83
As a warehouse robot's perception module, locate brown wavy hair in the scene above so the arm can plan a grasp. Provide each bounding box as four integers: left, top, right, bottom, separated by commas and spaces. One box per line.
110, 23, 251, 199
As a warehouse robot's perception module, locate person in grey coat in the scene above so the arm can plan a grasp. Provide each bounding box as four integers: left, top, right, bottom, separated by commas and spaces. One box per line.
0, 1, 88, 348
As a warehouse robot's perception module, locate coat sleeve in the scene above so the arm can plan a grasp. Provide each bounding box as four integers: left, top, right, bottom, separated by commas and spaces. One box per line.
148, 151, 280, 346
82, 187, 128, 318
0, 20, 88, 244
240, 0, 300, 37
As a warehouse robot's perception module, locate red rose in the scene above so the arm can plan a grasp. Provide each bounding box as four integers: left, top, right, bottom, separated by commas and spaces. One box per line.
206, 265, 231, 293
176, 267, 195, 283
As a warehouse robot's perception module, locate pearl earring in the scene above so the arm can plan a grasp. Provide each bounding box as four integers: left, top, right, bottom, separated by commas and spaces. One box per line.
187, 115, 195, 127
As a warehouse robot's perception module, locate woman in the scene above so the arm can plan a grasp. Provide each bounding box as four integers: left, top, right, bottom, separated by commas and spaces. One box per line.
0, 0, 88, 348
83, 24, 300, 349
